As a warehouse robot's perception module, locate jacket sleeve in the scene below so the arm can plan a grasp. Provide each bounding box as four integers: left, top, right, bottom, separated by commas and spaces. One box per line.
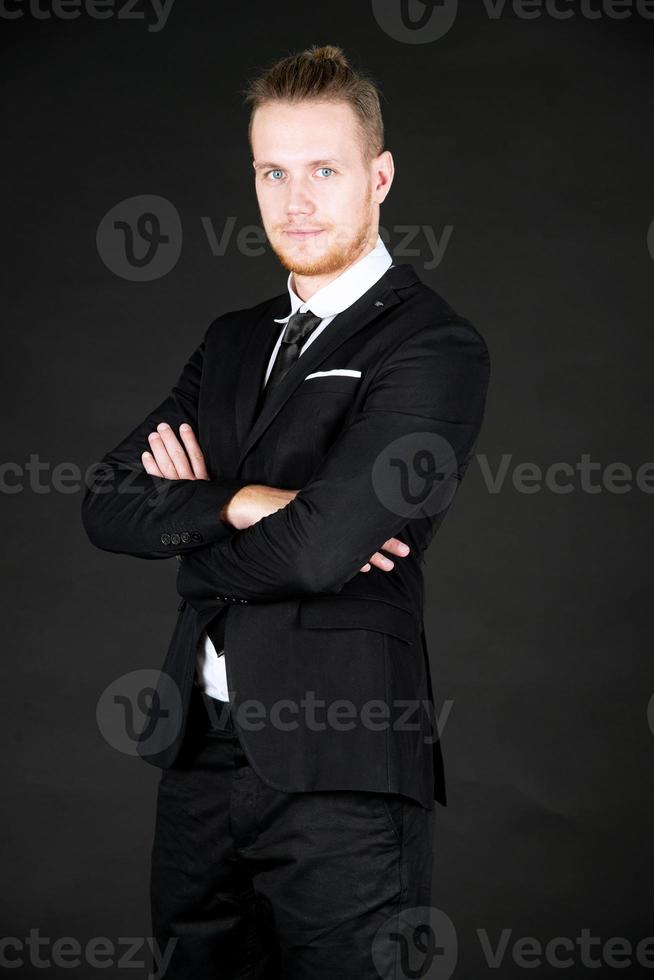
176, 316, 491, 600
81, 324, 250, 560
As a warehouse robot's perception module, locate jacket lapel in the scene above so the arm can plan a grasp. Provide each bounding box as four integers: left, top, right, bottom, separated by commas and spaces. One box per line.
233, 293, 289, 454
235, 265, 414, 469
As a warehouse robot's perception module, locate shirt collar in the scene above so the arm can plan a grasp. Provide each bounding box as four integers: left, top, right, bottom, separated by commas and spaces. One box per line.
273, 234, 393, 324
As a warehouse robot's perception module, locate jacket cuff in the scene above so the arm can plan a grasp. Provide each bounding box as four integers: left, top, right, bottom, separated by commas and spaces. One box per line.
156, 478, 250, 554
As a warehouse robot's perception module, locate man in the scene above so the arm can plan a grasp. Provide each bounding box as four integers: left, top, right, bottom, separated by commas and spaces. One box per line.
82, 44, 490, 980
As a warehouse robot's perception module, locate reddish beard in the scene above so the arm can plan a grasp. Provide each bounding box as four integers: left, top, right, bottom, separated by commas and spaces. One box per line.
269, 211, 375, 277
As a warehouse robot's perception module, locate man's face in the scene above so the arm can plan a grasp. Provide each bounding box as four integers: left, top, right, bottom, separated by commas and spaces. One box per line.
251, 100, 387, 278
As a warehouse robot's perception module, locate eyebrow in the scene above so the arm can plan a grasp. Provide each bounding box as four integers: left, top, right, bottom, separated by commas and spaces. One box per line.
253, 158, 343, 171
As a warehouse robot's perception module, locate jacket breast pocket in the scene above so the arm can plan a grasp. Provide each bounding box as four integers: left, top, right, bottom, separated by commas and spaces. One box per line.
270, 376, 361, 481
301, 375, 362, 395
298, 596, 417, 646
299, 377, 362, 464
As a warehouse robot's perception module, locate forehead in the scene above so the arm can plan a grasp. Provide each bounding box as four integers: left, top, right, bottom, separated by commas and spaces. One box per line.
251, 100, 362, 165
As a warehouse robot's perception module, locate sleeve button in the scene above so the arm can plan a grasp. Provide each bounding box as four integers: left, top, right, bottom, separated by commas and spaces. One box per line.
181, 531, 191, 543
170, 533, 181, 545
161, 533, 171, 545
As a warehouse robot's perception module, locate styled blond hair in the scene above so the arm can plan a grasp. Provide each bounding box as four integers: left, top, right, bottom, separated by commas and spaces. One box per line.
243, 44, 385, 162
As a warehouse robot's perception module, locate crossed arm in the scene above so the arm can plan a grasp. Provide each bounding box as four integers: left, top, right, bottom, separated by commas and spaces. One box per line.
141, 420, 409, 576
82, 315, 489, 602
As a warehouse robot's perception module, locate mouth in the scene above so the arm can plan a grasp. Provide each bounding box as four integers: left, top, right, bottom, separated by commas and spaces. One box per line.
283, 229, 324, 240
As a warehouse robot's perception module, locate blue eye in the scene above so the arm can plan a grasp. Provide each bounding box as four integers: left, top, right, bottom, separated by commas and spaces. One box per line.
266, 169, 284, 181
317, 167, 334, 177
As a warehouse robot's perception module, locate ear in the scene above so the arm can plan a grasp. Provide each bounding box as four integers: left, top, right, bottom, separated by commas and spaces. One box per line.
372, 149, 394, 204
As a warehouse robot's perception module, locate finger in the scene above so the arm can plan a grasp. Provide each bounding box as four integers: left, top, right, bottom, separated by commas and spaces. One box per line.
141, 451, 164, 478
379, 537, 410, 557
154, 422, 195, 479
367, 552, 395, 572
359, 563, 371, 572
179, 423, 209, 480
147, 430, 181, 480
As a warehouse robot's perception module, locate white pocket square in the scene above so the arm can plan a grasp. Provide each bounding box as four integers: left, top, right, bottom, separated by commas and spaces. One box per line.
304, 369, 362, 380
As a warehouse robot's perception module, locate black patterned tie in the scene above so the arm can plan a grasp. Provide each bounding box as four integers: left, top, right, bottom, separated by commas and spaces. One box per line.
261, 309, 323, 407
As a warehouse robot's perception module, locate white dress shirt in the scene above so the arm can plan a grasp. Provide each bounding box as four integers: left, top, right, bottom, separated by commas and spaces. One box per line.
195, 234, 394, 700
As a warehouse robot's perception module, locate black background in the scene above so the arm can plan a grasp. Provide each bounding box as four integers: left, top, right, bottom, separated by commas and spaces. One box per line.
2, 1, 653, 977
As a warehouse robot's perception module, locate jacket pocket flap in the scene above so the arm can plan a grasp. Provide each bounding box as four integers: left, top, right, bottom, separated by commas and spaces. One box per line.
299, 596, 416, 645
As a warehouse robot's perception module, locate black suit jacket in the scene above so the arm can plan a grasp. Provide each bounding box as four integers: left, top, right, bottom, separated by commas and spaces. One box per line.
81, 262, 490, 809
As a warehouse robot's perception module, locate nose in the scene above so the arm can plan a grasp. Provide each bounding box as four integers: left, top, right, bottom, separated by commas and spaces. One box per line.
285, 175, 315, 218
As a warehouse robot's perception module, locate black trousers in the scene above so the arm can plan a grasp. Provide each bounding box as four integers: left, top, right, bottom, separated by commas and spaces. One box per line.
150, 683, 435, 979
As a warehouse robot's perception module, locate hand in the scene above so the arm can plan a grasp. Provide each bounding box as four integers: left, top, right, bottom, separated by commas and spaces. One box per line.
359, 537, 410, 574
141, 422, 208, 480
223, 485, 410, 574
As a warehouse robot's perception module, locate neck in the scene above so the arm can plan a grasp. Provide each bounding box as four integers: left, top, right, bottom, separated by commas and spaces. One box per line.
290, 230, 378, 303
